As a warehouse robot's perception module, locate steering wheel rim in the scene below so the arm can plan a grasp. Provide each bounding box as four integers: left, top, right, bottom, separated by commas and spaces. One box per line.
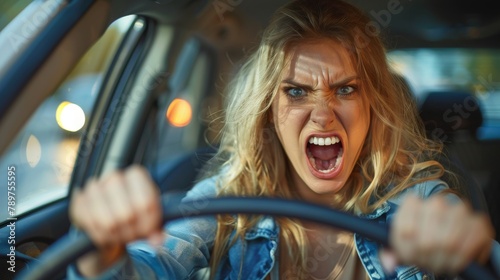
16, 195, 497, 280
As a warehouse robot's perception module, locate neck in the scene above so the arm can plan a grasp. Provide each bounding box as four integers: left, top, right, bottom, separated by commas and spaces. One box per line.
289, 173, 349, 209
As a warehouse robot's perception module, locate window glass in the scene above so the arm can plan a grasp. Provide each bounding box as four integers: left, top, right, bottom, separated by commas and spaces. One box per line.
151, 41, 218, 164
0, 16, 136, 222
388, 49, 500, 137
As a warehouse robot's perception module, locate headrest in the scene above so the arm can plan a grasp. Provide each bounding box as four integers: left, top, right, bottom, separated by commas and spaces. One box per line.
419, 91, 483, 141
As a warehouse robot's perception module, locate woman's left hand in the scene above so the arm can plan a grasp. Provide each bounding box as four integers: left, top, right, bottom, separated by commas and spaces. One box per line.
385, 194, 494, 275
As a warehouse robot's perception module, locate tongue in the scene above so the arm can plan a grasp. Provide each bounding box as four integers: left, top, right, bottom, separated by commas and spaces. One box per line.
308, 143, 341, 160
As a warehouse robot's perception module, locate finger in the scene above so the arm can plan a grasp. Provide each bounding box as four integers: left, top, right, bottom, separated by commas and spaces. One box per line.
70, 182, 99, 234
432, 202, 469, 274
415, 196, 448, 270
69, 187, 85, 228
124, 166, 162, 239
392, 193, 420, 264
427, 250, 449, 275
101, 172, 138, 243
451, 213, 494, 272
475, 214, 494, 264
86, 178, 117, 246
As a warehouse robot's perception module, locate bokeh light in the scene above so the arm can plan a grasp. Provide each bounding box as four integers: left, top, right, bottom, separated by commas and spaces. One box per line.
26, 134, 41, 167
166, 98, 192, 127
55, 101, 86, 132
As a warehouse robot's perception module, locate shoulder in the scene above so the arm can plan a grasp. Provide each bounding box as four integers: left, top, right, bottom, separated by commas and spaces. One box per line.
387, 179, 459, 205
183, 174, 220, 201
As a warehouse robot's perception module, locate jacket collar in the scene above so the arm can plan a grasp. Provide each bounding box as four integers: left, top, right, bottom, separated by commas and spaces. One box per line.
356, 201, 391, 219
244, 216, 279, 240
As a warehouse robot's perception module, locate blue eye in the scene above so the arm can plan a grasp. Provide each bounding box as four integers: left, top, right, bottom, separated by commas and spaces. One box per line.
286, 87, 305, 97
337, 85, 355, 96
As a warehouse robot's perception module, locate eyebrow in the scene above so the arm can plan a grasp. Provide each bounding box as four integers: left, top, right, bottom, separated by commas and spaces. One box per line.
281, 75, 359, 90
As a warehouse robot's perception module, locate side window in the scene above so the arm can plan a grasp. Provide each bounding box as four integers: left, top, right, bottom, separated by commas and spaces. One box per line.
0, 16, 136, 222
155, 37, 218, 161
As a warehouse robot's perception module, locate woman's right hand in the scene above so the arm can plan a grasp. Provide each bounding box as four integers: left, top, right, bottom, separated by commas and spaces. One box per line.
69, 165, 163, 277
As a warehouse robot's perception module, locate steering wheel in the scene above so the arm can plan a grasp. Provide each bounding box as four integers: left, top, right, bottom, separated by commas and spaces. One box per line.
16, 195, 497, 280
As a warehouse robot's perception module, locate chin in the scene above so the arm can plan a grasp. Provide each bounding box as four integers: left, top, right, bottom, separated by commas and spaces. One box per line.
305, 176, 347, 195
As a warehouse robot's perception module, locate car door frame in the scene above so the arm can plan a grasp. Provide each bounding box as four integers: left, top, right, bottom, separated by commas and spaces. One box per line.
0, 13, 154, 278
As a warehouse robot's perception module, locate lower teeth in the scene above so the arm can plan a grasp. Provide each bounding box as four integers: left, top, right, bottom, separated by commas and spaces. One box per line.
318, 165, 336, 173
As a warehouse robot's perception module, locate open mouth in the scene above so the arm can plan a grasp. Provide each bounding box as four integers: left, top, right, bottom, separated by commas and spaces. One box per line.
306, 136, 344, 174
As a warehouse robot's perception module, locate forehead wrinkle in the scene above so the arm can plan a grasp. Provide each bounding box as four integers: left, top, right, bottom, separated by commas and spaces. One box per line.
283, 43, 357, 90
283, 64, 357, 92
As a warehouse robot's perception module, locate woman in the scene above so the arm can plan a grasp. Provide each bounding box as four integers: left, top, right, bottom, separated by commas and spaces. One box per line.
68, 0, 498, 279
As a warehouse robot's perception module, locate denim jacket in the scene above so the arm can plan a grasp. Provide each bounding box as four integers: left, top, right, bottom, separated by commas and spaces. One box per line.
68, 176, 500, 280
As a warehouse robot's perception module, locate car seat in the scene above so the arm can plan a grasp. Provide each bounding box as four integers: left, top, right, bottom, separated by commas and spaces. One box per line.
419, 90, 500, 240
152, 145, 217, 194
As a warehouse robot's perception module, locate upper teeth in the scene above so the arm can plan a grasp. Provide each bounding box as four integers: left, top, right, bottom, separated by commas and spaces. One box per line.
308, 136, 340, 146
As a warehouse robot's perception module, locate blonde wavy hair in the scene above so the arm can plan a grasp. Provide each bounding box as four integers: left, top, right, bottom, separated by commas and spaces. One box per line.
207, 0, 448, 277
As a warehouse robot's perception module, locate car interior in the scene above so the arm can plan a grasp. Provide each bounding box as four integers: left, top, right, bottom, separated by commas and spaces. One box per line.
0, 0, 499, 279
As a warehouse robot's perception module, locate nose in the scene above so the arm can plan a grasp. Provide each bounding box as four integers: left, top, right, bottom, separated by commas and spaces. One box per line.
311, 102, 335, 128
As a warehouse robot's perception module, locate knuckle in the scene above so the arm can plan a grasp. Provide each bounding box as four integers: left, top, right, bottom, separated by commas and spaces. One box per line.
136, 199, 154, 214
127, 165, 149, 178
69, 195, 82, 221
93, 214, 112, 230
120, 227, 138, 242
84, 178, 98, 188
101, 220, 119, 234
442, 238, 460, 255
404, 194, 421, 207
417, 237, 436, 255
85, 183, 99, 197
136, 194, 158, 212
87, 221, 104, 243
88, 232, 103, 246
116, 211, 137, 226
104, 172, 125, 188
137, 222, 154, 237
392, 211, 405, 227
454, 202, 469, 214
427, 195, 446, 209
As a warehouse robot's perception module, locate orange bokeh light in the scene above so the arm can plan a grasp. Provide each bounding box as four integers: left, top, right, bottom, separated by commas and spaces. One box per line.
166, 98, 192, 127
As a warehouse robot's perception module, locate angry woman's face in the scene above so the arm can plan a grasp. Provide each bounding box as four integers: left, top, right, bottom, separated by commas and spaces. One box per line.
272, 39, 370, 205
